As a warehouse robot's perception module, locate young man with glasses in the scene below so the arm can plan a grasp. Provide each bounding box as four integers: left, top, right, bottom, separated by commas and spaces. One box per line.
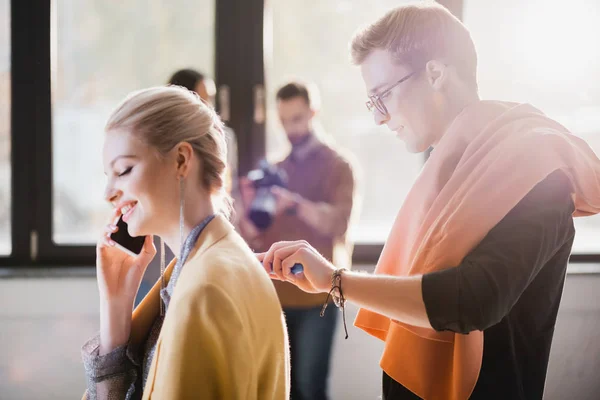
259, 3, 600, 400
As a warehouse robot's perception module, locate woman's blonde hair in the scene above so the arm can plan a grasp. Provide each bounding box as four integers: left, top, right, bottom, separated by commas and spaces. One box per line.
105, 86, 232, 218
350, 1, 478, 90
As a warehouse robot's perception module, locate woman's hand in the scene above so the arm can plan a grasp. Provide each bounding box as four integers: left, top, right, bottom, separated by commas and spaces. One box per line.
257, 240, 335, 294
96, 208, 156, 355
96, 208, 156, 306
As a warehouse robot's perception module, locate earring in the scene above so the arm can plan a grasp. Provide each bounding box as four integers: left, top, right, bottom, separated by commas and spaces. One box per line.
179, 176, 185, 254
159, 176, 185, 317
159, 237, 166, 316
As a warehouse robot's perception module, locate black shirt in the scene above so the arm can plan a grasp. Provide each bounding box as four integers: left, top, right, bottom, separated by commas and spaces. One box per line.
383, 170, 575, 400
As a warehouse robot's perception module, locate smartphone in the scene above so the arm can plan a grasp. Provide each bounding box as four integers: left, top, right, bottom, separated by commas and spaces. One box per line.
110, 216, 145, 257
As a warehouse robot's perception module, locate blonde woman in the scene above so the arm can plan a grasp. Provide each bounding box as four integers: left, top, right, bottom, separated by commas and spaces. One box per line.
81, 86, 289, 399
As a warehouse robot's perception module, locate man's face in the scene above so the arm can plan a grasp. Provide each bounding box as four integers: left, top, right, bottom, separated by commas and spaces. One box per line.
360, 49, 446, 153
277, 96, 315, 147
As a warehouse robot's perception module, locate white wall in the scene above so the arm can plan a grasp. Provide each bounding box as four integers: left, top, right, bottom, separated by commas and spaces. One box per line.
0, 271, 599, 400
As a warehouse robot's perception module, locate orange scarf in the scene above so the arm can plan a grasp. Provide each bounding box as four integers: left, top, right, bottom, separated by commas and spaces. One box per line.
354, 101, 600, 399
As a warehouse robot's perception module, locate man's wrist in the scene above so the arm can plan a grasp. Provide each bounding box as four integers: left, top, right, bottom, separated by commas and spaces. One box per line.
332, 269, 354, 298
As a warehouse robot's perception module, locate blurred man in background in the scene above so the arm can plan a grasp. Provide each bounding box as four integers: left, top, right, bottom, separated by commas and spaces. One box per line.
238, 81, 358, 400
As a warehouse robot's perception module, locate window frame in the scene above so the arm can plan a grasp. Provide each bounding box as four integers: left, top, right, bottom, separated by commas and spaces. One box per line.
0, 0, 267, 268
1, 0, 598, 269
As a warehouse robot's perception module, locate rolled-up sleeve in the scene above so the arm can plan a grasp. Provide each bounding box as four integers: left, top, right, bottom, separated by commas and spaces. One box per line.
310, 158, 356, 238
422, 170, 575, 334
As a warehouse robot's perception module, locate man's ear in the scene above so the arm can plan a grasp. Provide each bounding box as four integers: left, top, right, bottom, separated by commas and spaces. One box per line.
425, 60, 449, 91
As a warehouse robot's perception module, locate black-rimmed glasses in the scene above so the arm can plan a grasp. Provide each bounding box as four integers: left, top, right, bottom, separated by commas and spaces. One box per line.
366, 72, 415, 115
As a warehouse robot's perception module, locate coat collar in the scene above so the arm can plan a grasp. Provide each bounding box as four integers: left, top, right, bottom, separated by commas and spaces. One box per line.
129, 214, 233, 347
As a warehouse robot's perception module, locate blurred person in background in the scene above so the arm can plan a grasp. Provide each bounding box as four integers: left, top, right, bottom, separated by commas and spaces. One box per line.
239, 81, 358, 400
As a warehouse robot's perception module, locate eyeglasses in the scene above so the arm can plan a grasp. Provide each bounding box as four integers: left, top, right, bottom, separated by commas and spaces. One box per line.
365, 72, 415, 116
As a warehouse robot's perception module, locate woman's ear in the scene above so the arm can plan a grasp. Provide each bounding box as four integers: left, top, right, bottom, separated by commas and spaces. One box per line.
176, 142, 194, 177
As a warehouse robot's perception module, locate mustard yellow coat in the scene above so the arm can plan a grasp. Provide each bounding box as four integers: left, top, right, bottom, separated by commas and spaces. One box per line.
84, 215, 290, 399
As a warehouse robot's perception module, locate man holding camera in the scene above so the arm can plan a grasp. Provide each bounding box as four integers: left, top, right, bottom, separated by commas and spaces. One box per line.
239, 82, 357, 400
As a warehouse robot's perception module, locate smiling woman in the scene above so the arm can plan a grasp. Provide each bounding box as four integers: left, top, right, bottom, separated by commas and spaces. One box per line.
81, 86, 290, 399
102, 87, 230, 244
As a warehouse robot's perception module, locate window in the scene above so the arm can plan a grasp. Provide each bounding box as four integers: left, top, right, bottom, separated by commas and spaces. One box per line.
4, 0, 599, 267
464, 0, 600, 253
265, 0, 423, 244
51, 0, 215, 244
0, 0, 10, 255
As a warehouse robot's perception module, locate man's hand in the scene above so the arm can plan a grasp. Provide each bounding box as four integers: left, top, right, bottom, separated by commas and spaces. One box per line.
257, 240, 335, 293
271, 186, 301, 216
237, 177, 263, 247
239, 177, 256, 212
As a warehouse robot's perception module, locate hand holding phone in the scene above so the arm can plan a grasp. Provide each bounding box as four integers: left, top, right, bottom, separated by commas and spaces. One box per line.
110, 216, 145, 257
97, 208, 156, 305
96, 209, 156, 357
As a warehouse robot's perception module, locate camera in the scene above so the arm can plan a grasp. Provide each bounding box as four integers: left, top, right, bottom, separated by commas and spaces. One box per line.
247, 160, 288, 230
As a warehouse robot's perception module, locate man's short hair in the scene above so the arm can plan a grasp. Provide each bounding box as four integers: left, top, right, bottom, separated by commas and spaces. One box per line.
350, 2, 478, 90
168, 69, 206, 92
276, 82, 312, 107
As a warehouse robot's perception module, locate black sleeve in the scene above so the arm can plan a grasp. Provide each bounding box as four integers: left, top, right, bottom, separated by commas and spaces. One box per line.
422, 170, 575, 334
